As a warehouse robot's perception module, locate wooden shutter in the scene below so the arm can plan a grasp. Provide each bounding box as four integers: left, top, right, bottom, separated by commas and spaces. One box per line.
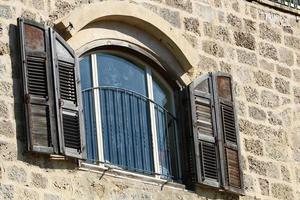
18, 18, 58, 154
212, 72, 243, 193
189, 73, 220, 188
50, 29, 86, 159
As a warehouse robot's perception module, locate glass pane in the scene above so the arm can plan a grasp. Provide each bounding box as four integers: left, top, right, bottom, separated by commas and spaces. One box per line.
98, 53, 153, 173
97, 54, 147, 96
152, 77, 174, 177
24, 24, 45, 52
100, 88, 153, 174
80, 56, 97, 161
80, 56, 92, 90
217, 76, 232, 101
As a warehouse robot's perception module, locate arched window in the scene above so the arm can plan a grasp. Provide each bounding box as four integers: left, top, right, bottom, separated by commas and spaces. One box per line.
79, 49, 180, 179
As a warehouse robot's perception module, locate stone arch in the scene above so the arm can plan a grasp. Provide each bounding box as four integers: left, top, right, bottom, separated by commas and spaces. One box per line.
55, 1, 198, 85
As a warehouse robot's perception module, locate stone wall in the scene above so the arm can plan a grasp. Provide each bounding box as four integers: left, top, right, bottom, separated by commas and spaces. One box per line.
0, 0, 299, 199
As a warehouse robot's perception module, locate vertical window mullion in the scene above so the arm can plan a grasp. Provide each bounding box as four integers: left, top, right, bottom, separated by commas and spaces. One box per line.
146, 67, 160, 177
91, 54, 104, 163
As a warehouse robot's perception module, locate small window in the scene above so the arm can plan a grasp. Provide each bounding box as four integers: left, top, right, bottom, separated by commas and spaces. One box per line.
80, 50, 181, 180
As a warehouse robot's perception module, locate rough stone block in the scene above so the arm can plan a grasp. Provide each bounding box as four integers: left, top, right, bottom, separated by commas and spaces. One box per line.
16, 188, 39, 200
259, 42, 278, 61
32, 0, 44, 10
271, 183, 294, 200
244, 18, 256, 33
243, 174, 254, 192
165, 0, 192, 12
259, 59, 274, 72
267, 111, 282, 125
284, 35, 300, 50
259, 23, 281, 43
294, 87, 300, 104
0, 5, 12, 19
236, 100, 246, 116
0, 120, 14, 138
278, 47, 294, 66
31, 173, 48, 189
0, 100, 9, 118
277, 65, 291, 78
198, 55, 218, 71
249, 106, 266, 121
21, 10, 36, 21
184, 17, 200, 35
283, 25, 293, 34
266, 142, 288, 161
159, 8, 181, 28
44, 193, 60, 200
259, 178, 269, 196
7, 165, 27, 183
202, 40, 224, 57
244, 86, 259, 104
0, 81, 13, 97
0, 42, 9, 56
203, 23, 231, 43
293, 69, 300, 82
275, 77, 290, 94
237, 49, 257, 66
220, 61, 231, 73
244, 138, 263, 156
195, 4, 214, 22
254, 71, 272, 89
234, 32, 255, 50
52, 176, 72, 191
227, 14, 242, 28
248, 156, 267, 176
0, 140, 16, 161
0, 184, 14, 200
281, 166, 291, 182
261, 90, 279, 108
183, 33, 197, 48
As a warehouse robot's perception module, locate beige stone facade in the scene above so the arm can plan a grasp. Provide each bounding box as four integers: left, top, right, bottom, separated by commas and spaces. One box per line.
0, 0, 300, 199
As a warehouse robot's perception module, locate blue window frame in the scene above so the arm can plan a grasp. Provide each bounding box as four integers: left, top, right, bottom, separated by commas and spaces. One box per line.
79, 50, 180, 180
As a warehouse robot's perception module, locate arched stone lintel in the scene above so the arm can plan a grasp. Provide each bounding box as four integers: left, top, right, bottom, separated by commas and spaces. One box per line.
55, 1, 198, 72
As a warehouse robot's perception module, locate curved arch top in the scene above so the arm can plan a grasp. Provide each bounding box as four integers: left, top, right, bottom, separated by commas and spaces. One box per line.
55, 1, 198, 73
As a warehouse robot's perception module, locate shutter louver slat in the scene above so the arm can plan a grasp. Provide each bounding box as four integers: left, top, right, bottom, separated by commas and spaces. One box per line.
200, 142, 218, 181
63, 111, 81, 150
221, 104, 237, 144
226, 148, 241, 188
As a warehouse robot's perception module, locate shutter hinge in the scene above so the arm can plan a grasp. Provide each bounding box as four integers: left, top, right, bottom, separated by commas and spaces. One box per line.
59, 99, 64, 107
24, 94, 30, 104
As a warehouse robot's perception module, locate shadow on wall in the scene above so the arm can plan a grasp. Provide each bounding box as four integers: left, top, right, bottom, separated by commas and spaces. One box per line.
9, 24, 77, 170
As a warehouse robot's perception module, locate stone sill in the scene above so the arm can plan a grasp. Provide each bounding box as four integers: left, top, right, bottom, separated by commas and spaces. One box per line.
78, 162, 186, 191
251, 0, 300, 16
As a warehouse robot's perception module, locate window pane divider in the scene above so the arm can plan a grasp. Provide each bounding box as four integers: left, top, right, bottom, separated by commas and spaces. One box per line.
146, 67, 160, 178
91, 54, 104, 163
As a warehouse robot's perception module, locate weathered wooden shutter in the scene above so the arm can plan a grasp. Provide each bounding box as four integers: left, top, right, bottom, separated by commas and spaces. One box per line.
189, 73, 220, 188
50, 30, 86, 159
18, 18, 58, 154
212, 72, 243, 193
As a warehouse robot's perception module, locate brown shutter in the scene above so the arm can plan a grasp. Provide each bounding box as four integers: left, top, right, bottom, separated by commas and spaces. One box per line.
18, 18, 58, 154
212, 72, 243, 193
189, 73, 220, 188
50, 29, 86, 159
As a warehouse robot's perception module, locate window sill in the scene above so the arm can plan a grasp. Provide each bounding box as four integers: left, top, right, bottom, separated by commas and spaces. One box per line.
252, 0, 300, 16
78, 161, 186, 190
